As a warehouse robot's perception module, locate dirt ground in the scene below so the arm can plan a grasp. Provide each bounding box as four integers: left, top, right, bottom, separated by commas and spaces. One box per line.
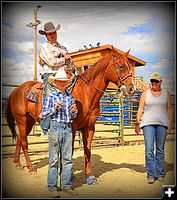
2, 138, 176, 199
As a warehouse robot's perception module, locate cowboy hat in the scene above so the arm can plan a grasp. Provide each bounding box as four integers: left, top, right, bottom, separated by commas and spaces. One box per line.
48, 69, 69, 83
39, 22, 61, 35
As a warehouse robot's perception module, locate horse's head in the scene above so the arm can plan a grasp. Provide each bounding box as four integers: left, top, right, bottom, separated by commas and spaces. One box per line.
106, 48, 135, 97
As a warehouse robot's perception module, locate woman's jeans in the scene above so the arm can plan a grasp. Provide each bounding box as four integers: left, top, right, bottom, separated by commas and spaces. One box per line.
48, 121, 73, 190
40, 73, 55, 131
142, 125, 167, 180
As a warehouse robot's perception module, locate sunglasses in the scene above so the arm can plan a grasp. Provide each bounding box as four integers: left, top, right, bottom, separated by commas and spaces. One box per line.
150, 79, 160, 83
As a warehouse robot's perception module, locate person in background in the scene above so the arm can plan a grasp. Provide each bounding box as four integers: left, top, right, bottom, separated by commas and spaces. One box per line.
38, 21, 72, 139
42, 70, 78, 197
135, 72, 173, 184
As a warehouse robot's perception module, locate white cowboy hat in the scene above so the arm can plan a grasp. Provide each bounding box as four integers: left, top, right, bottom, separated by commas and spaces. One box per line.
39, 22, 61, 35
48, 69, 69, 83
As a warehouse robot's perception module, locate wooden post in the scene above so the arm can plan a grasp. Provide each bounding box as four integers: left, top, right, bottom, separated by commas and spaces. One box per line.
33, 10, 37, 81
118, 96, 124, 145
26, 5, 41, 82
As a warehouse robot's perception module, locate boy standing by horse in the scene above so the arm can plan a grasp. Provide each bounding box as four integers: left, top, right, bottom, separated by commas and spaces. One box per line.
38, 21, 72, 139
42, 70, 78, 197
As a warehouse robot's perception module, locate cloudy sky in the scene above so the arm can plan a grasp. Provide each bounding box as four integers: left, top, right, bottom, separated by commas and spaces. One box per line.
2, 1, 176, 97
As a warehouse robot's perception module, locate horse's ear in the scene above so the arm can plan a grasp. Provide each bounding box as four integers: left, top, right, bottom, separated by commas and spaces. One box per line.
124, 49, 131, 57
111, 46, 118, 56
111, 45, 114, 53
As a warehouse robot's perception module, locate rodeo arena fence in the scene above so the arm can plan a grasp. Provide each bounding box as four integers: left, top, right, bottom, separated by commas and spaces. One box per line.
2, 84, 176, 158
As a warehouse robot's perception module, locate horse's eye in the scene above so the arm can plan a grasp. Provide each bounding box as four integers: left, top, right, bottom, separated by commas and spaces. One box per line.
119, 65, 124, 69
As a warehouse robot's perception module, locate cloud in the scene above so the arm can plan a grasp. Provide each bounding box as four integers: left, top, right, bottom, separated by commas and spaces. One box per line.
151, 59, 175, 70
2, 2, 175, 95
162, 70, 176, 94
2, 57, 34, 84
114, 26, 174, 60
2, 57, 16, 66
3, 40, 34, 54
136, 58, 175, 94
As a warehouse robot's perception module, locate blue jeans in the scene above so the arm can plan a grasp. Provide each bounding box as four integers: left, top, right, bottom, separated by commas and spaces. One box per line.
48, 121, 73, 190
142, 125, 167, 179
40, 73, 55, 131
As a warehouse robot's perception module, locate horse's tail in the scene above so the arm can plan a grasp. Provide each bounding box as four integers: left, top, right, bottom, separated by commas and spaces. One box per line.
6, 95, 17, 141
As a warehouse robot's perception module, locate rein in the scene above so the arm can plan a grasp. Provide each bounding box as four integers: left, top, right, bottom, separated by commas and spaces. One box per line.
69, 61, 107, 94
68, 53, 133, 130
85, 94, 117, 129
70, 62, 119, 130
70, 53, 133, 95
78, 74, 107, 93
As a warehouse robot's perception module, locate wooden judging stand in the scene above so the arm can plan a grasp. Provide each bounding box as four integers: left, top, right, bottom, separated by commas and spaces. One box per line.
69, 44, 148, 91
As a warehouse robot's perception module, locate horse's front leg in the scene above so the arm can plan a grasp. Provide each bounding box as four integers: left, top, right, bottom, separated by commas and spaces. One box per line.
81, 125, 97, 184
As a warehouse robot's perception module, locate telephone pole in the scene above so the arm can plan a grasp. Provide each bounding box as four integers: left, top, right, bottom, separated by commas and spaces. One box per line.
27, 5, 42, 81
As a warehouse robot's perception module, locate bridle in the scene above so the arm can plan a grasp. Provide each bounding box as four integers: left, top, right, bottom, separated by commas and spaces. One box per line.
70, 53, 134, 94
112, 54, 134, 85
71, 62, 107, 94
69, 53, 134, 130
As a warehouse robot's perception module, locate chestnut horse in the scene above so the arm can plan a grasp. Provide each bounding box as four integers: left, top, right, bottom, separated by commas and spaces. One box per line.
6, 47, 135, 184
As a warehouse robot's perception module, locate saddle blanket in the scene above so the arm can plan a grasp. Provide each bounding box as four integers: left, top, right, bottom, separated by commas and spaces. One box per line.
26, 82, 44, 103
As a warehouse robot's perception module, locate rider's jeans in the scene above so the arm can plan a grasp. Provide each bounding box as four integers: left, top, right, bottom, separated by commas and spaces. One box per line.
142, 125, 167, 180
48, 121, 73, 190
40, 73, 54, 131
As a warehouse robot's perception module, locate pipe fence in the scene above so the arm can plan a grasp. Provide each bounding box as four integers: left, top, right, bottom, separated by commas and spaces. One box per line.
2, 84, 176, 154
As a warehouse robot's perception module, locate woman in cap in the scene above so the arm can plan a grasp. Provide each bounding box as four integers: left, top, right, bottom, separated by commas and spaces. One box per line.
135, 72, 173, 184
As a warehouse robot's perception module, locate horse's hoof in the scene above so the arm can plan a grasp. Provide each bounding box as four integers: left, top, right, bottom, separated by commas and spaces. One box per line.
16, 166, 24, 170
86, 175, 97, 185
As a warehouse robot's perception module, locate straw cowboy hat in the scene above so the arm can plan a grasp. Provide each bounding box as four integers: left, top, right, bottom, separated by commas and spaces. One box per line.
48, 69, 69, 83
39, 22, 61, 35
150, 72, 162, 81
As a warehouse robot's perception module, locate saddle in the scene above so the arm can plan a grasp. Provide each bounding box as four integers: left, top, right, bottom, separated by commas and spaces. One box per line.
26, 73, 77, 103
26, 76, 76, 121
26, 82, 44, 103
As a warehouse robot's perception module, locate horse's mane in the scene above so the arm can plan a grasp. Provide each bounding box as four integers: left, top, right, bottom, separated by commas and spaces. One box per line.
78, 54, 112, 83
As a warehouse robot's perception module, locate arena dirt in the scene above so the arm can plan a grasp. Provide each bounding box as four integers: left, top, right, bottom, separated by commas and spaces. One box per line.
2, 139, 175, 199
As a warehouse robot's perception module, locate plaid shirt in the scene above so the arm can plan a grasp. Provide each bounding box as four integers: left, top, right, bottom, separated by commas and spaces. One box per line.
42, 89, 77, 123
40, 41, 68, 74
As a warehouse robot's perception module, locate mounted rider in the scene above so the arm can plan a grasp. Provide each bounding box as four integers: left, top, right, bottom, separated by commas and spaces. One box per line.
38, 21, 74, 138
